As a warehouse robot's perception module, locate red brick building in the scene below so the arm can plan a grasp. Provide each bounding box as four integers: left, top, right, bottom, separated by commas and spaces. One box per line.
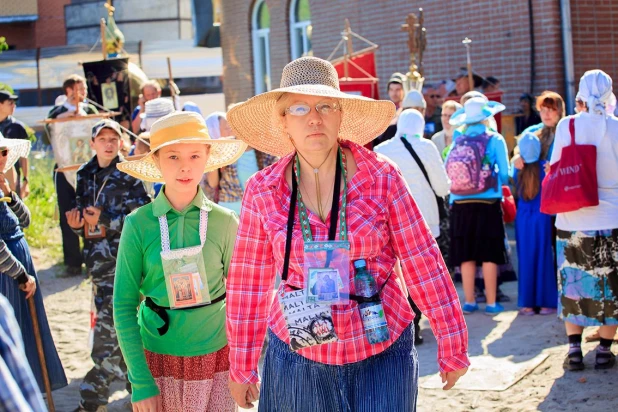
221, 0, 618, 112
0, 0, 70, 50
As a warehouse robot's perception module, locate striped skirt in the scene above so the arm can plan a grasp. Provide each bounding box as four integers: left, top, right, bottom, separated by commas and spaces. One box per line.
145, 345, 237, 412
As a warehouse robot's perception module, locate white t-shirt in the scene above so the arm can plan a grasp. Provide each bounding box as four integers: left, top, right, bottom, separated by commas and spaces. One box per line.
375, 136, 451, 237
550, 112, 618, 231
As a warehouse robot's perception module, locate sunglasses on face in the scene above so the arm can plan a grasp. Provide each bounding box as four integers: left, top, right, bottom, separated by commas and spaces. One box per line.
285, 102, 341, 117
1, 149, 8, 157
429, 94, 440, 99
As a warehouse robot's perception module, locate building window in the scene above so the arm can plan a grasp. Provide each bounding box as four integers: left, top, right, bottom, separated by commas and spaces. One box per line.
252, 0, 271, 94
289, 0, 312, 59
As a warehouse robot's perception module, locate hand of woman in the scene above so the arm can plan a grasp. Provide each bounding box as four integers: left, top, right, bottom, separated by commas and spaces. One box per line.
513, 155, 524, 170
440, 366, 468, 390
0, 173, 11, 195
19, 275, 37, 299
544, 161, 551, 175
132, 395, 162, 412
229, 380, 260, 409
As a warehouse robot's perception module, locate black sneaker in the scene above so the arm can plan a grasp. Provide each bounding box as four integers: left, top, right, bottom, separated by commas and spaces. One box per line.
563, 351, 585, 371
595, 350, 616, 370
497, 287, 511, 303
475, 287, 486, 303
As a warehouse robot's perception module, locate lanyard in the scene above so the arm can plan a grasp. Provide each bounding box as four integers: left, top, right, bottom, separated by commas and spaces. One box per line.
158, 208, 209, 252
293, 147, 348, 242
93, 173, 112, 207
282, 147, 347, 282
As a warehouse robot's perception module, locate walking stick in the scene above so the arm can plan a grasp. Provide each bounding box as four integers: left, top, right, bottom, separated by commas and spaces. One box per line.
28, 296, 56, 412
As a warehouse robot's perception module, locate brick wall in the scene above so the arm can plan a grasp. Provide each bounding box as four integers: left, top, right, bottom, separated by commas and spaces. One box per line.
35, 0, 70, 48
571, 1, 618, 84
0, 0, 69, 49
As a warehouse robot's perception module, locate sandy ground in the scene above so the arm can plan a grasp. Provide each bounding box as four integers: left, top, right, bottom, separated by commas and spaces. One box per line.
34, 244, 617, 412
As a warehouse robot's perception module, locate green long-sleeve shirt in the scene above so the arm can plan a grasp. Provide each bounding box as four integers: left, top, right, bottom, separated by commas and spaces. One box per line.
114, 187, 238, 402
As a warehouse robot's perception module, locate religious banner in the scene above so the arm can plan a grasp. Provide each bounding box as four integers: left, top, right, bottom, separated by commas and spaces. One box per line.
47, 117, 101, 188
82, 58, 132, 128
332, 50, 380, 100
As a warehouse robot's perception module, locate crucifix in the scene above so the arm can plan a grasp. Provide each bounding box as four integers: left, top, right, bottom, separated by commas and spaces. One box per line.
400, 8, 427, 90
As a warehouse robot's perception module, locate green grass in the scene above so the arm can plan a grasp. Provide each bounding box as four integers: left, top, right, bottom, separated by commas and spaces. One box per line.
23, 152, 63, 260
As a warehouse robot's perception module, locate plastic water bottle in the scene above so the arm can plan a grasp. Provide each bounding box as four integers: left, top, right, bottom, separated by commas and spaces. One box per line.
353, 259, 390, 344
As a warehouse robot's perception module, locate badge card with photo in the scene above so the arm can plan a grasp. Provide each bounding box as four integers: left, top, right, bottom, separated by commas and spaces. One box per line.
169, 273, 198, 307
307, 268, 340, 303
303, 240, 351, 305
84, 222, 106, 239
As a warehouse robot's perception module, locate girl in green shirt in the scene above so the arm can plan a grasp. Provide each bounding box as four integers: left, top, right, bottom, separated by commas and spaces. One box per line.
114, 112, 247, 411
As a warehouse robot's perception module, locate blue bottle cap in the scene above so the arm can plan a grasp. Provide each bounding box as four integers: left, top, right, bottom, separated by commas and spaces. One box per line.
354, 259, 367, 269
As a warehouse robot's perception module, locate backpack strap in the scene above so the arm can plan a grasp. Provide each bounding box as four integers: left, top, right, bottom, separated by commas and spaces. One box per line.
400, 137, 437, 196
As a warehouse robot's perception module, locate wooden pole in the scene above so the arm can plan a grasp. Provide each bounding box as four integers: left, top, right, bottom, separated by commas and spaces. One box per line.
100, 18, 107, 60
138, 40, 143, 68
35, 47, 42, 107
462, 37, 474, 91
28, 297, 55, 412
167, 57, 180, 109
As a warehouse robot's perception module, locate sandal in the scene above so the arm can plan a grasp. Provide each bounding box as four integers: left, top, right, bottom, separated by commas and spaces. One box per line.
518, 307, 535, 316
594, 351, 616, 370
539, 308, 557, 315
563, 351, 585, 371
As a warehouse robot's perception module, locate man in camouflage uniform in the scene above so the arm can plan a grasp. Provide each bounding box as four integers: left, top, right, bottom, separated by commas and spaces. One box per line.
66, 119, 150, 412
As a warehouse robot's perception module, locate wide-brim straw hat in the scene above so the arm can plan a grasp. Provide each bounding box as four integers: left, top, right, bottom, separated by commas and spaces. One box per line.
227, 56, 396, 157
449, 97, 505, 126
0, 133, 31, 173
117, 111, 247, 182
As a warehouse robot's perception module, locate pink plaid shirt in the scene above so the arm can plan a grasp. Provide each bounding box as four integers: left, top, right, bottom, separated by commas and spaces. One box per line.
226, 141, 469, 384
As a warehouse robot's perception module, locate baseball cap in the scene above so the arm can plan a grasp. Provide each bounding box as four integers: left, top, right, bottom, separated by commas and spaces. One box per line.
0, 90, 18, 103
92, 118, 123, 140
518, 132, 541, 163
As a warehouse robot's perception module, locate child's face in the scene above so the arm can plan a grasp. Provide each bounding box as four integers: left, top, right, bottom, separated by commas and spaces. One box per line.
134, 140, 150, 156
156, 143, 210, 194
90, 128, 121, 162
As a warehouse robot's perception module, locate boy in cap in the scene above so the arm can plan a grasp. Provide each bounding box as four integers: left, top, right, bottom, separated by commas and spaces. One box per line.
66, 118, 150, 412
0, 90, 30, 197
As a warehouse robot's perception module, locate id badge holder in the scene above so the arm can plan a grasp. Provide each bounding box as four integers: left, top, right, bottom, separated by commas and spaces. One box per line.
303, 240, 350, 305
161, 247, 211, 309
279, 288, 338, 351
84, 222, 106, 239
159, 209, 211, 309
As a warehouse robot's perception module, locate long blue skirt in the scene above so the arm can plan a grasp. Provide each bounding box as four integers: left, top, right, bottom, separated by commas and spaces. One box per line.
0, 235, 68, 392
515, 201, 558, 308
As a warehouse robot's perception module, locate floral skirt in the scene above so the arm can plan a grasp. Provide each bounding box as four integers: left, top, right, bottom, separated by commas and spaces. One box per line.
145, 345, 237, 412
556, 229, 618, 326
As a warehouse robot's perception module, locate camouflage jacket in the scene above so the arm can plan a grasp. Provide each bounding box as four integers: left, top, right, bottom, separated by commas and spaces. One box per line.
74, 155, 150, 288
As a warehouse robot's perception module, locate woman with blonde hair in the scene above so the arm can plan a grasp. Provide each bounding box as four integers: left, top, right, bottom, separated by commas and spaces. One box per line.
225, 57, 468, 410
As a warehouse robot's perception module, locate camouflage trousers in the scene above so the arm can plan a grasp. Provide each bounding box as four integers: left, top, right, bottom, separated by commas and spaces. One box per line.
79, 281, 129, 411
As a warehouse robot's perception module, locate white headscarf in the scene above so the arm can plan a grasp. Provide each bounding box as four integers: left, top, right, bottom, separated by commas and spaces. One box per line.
578, 70, 613, 116
205, 111, 226, 139
394, 109, 425, 139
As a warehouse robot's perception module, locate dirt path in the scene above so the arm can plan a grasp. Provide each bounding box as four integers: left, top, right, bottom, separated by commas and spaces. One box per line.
35, 249, 616, 412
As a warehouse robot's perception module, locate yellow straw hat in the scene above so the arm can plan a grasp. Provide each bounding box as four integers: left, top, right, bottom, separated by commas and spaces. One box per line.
227, 56, 396, 157
117, 111, 247, 182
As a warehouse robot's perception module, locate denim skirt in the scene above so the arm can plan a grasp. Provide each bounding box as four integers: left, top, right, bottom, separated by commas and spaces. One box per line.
259, 324, 418, 412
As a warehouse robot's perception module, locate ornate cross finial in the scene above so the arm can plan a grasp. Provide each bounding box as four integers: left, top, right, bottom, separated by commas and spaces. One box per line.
104, 0, 115, 16
400, 9, 427, 90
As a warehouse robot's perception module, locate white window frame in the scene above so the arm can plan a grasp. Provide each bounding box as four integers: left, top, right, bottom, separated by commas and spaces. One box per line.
252, 0, 272, 94
289, 0, 312, 59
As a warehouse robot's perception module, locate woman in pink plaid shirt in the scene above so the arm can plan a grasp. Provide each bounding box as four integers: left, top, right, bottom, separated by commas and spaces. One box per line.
225, 57, 469, 411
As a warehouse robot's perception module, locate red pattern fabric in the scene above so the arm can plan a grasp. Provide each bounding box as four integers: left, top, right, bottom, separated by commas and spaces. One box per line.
145, 346, 236, 412
226, 141, 470, 384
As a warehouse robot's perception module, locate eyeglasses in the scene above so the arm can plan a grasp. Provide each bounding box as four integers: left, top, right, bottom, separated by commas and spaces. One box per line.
0, 149, 8, 157
285, 102, 341, 117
